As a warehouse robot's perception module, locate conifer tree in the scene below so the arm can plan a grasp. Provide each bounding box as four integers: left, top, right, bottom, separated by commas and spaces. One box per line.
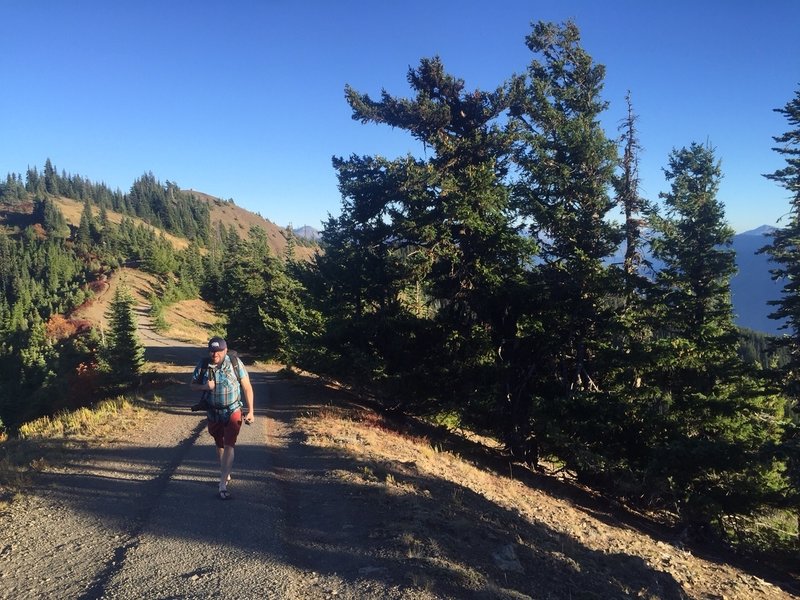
506, 20, 622, 468
615, 93, 649, 291
103, 284, 145, 386
35, 198, 69, 238
509, 20, 622, 394
77, 197, 95, 249
283, 225, 297, 263
310, 192, 410, 392
761, 84, 800, 518
43, 159, 59, 195
648, 142, 787, 528
338, 56, 531, 413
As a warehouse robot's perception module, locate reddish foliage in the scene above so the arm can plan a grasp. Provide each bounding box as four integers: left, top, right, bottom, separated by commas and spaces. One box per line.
46, 314, 78, 341
62, 360, 102, 409
31, 222, 47, 240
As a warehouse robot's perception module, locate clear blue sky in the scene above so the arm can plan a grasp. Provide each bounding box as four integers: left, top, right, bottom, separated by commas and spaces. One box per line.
2, 1, 798, 233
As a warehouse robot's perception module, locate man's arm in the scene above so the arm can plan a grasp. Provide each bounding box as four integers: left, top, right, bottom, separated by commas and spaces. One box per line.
240, 375, 255, 424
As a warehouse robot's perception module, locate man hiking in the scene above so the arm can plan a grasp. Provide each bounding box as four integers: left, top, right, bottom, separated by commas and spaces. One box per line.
190, 336, 255, 500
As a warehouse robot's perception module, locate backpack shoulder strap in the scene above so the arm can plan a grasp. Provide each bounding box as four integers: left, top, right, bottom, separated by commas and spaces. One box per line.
201, 354, 242, 383
229, 353, 242, 382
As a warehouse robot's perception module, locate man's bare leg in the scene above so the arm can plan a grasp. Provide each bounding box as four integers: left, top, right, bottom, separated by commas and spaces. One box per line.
219, 446, 235, 491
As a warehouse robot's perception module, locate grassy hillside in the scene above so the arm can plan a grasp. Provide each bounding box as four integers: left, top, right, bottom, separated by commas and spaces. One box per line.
49, 193, 317, 260
184, 190, 317, 261
53, 197, 190, 250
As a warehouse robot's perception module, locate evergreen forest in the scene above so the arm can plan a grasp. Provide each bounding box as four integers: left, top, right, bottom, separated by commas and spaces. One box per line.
0, 21, 798, 563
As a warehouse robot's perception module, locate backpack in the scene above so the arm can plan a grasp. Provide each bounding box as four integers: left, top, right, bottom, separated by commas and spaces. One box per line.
191, 352, 243, 414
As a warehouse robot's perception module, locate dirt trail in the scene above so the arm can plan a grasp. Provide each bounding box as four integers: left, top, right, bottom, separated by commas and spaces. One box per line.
0, 355, 415, 598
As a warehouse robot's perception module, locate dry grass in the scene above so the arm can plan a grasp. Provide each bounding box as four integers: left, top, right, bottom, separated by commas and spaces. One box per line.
71, 267, 159, 330
291, 404, 800, 599
159, 298, 222, 345
17, 396, 147, 441
304, 407, 533, 516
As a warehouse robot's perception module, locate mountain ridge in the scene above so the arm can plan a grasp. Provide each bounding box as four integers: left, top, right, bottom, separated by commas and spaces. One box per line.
731, 225, 783, 335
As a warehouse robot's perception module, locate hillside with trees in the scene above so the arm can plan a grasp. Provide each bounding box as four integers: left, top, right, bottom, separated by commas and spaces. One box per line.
0, 19, 797, 575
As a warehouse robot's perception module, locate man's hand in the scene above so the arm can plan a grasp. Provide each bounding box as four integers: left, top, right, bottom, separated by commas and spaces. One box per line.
244, 412, 254, 425
206, 378, 216, 391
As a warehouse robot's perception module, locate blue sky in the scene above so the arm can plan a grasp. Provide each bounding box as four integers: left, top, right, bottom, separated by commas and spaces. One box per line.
2, 1, 798, 233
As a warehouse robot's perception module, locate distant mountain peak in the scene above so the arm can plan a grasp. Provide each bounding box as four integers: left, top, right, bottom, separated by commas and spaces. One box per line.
740, 225, 775, 236
293, 225, 321, 241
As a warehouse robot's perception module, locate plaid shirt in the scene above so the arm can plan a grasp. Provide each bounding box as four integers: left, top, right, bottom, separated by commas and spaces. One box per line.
192, 354, 246, 414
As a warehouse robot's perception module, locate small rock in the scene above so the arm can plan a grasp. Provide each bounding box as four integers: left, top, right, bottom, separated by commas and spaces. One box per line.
492, 544, 525, 574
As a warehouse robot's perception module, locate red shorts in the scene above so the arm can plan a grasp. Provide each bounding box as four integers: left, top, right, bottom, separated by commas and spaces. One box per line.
208, 410, 242, 448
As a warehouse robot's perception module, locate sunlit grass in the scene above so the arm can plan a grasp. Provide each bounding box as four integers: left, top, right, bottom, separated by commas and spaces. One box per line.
17, 396, 146, 440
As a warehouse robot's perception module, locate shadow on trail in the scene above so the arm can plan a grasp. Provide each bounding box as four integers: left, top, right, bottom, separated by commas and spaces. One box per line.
144, 344, 201, 366
30, 424, 684, 598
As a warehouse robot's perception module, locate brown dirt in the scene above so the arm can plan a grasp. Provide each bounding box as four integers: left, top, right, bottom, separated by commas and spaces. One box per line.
0, 270, 797, 599
70, 266, 161, 331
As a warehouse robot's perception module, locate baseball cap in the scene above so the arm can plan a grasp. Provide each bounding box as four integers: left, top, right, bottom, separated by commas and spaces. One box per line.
208, 337, 227, 351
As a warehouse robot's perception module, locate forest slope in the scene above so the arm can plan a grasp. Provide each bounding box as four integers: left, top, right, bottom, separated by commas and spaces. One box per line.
51, 192, 317, 260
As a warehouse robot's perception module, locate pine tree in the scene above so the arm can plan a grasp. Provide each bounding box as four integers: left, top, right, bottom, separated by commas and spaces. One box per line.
761, 84, 800, 521
647, 142, 787, 529
103, 284, 145, 386
310, 195, 411, 394
509, 20, 622, 394
43, 159, 59, 195
77, 197, 95, 249
615, 92, 649, 291
283, 225, 297, 263
337, 56, 531, 414
506, 20, 623, 468
35, 197, 70, 239
217, 227, 280, 350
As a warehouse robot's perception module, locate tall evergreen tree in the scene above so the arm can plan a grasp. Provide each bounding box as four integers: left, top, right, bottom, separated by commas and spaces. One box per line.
647, 142, 787, 528
102, 285, 145, 386
35, 197, 70, 239
77, 197, 95, 249
509, 20, 622, 394
336, 56, 531, 414
615, 92, 649, 291
506, 20, 622, 468
310, 191, 412, 395
43, 159, 59, 195
761, 84, 800, 519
